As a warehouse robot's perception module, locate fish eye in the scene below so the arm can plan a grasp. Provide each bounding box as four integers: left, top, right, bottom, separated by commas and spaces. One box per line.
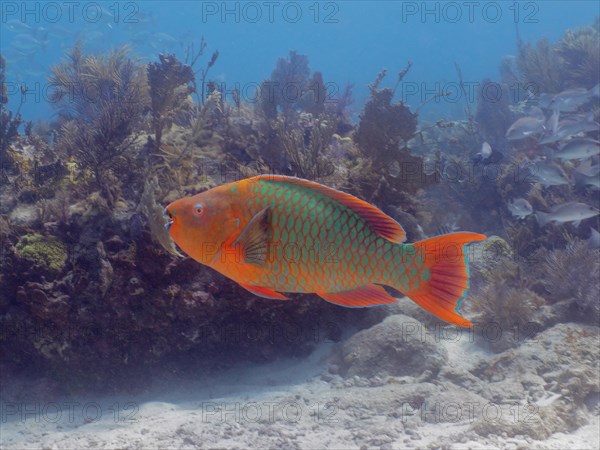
194, 203, 204, 216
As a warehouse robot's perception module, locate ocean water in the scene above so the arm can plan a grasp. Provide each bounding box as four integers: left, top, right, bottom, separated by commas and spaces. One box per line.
1, 1, 599, 449
1, 1, 597, 121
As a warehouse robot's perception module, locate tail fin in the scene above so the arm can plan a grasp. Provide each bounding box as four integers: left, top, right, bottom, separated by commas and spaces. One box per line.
405, 232, 486, 328
535, 211, 550, 227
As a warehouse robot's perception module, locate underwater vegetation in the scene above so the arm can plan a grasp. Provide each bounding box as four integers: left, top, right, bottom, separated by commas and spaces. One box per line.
50, 44, 149, 208
539, 239, 600, 324
147, 53, 196, 152
515, 19, 600, 93
0, 55, 25, 180
0, 18, 598, 398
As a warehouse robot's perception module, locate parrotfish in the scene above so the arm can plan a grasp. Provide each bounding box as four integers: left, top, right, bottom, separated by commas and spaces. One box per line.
165, 176, 486, 327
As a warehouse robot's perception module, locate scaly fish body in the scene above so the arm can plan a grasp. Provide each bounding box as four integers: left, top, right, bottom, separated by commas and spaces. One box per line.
166, 176, 486, 327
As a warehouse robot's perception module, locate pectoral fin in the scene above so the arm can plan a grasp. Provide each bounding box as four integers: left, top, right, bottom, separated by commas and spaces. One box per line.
232, 208, 270, 266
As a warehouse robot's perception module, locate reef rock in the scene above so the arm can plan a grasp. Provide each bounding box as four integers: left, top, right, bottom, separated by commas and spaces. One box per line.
333, 314, 448, 378
470, 322, 599, 439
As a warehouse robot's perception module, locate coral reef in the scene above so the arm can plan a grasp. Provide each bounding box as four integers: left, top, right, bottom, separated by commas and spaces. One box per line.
1, 20, 598, 406
332, 314, 448, 378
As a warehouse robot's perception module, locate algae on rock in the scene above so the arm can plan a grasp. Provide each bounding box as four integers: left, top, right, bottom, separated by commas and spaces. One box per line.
15, 234, 68, 273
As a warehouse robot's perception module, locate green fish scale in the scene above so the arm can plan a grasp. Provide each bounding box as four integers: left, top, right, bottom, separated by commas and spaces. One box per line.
387, 244, 414, 291
253, 180, 394, 292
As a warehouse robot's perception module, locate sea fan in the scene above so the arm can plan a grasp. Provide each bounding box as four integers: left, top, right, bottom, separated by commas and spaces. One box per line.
556, 26, 600, 89
541, 240, 600, 323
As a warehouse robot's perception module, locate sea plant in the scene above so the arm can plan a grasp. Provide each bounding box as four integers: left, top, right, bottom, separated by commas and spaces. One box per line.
516, 38, 563, 94
555, 25, 600, 89
147, 54, 196, 151
474, 79, 513, 153
276, 113, 336, 180
258, 51, 329, 127
50, 45, 148, 207
516, 20, 600, 93
539, 239, 600, 323
469, 253, 546, 352
353, 72, 418, 171
0, 55, 24, 177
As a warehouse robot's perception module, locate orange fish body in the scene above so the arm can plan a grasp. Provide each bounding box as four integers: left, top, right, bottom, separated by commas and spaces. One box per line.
165, 175, 486, 327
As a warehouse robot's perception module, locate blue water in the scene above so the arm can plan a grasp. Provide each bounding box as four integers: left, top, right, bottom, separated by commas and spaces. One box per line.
1, 1, 598, 122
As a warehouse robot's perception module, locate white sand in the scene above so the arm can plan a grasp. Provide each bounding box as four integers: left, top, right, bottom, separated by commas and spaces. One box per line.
1, 334, 598, 449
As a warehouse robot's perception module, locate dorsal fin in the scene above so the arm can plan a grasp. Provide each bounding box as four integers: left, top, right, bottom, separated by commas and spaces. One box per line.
250, 175, 406, 243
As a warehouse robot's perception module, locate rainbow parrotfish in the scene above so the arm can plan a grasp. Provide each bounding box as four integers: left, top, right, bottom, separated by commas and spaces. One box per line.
165, 175, 486, 327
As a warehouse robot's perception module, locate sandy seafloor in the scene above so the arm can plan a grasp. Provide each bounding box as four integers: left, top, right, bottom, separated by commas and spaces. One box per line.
1, 304, 599, 449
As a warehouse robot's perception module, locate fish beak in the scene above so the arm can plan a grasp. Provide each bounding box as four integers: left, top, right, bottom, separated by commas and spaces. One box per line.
163, 208, 174, 232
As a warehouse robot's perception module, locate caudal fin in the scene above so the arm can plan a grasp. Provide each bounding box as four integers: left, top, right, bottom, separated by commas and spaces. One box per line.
405, 232, 486, 328
535, 211, 551, 227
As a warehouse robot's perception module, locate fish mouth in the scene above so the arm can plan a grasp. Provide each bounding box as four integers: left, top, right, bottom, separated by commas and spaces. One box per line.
163, 208, 174, 232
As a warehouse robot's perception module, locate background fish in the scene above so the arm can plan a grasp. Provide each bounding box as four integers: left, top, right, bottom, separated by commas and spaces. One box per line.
530, 163, 570, 187
506, 116, 545, 141
539, 87, 596, 112
166, 176, 486, 327
508, 198, 533, 220
556, 139, 600, 161
536, 201, 600, 227
477, 141, 492, 160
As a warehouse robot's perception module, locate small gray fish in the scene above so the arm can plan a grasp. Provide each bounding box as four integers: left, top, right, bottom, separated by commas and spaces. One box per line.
547, 109, 559, 134
557, 119, 600, 136
575, 172, 600, 189
5, 19, 32, 34
506, 116, 545, 141
477, 142, 492, 159
547, 87, 594, 112
527, 106, 545, 119
589, 227, 600, 249
43, 25, 73, 39
388, 160, 401, 178
508, 198, 533, 220
556, 139, 600, 161
12, 33, 49, 53
575, 158, 600, 177
536, 202, 599, 227
531, 163, 570, 187
538, 119, 600, 144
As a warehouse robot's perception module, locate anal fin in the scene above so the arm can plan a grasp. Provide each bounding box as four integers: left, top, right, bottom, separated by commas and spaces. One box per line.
239, 282, 289, 300
317, 284, 398, 308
